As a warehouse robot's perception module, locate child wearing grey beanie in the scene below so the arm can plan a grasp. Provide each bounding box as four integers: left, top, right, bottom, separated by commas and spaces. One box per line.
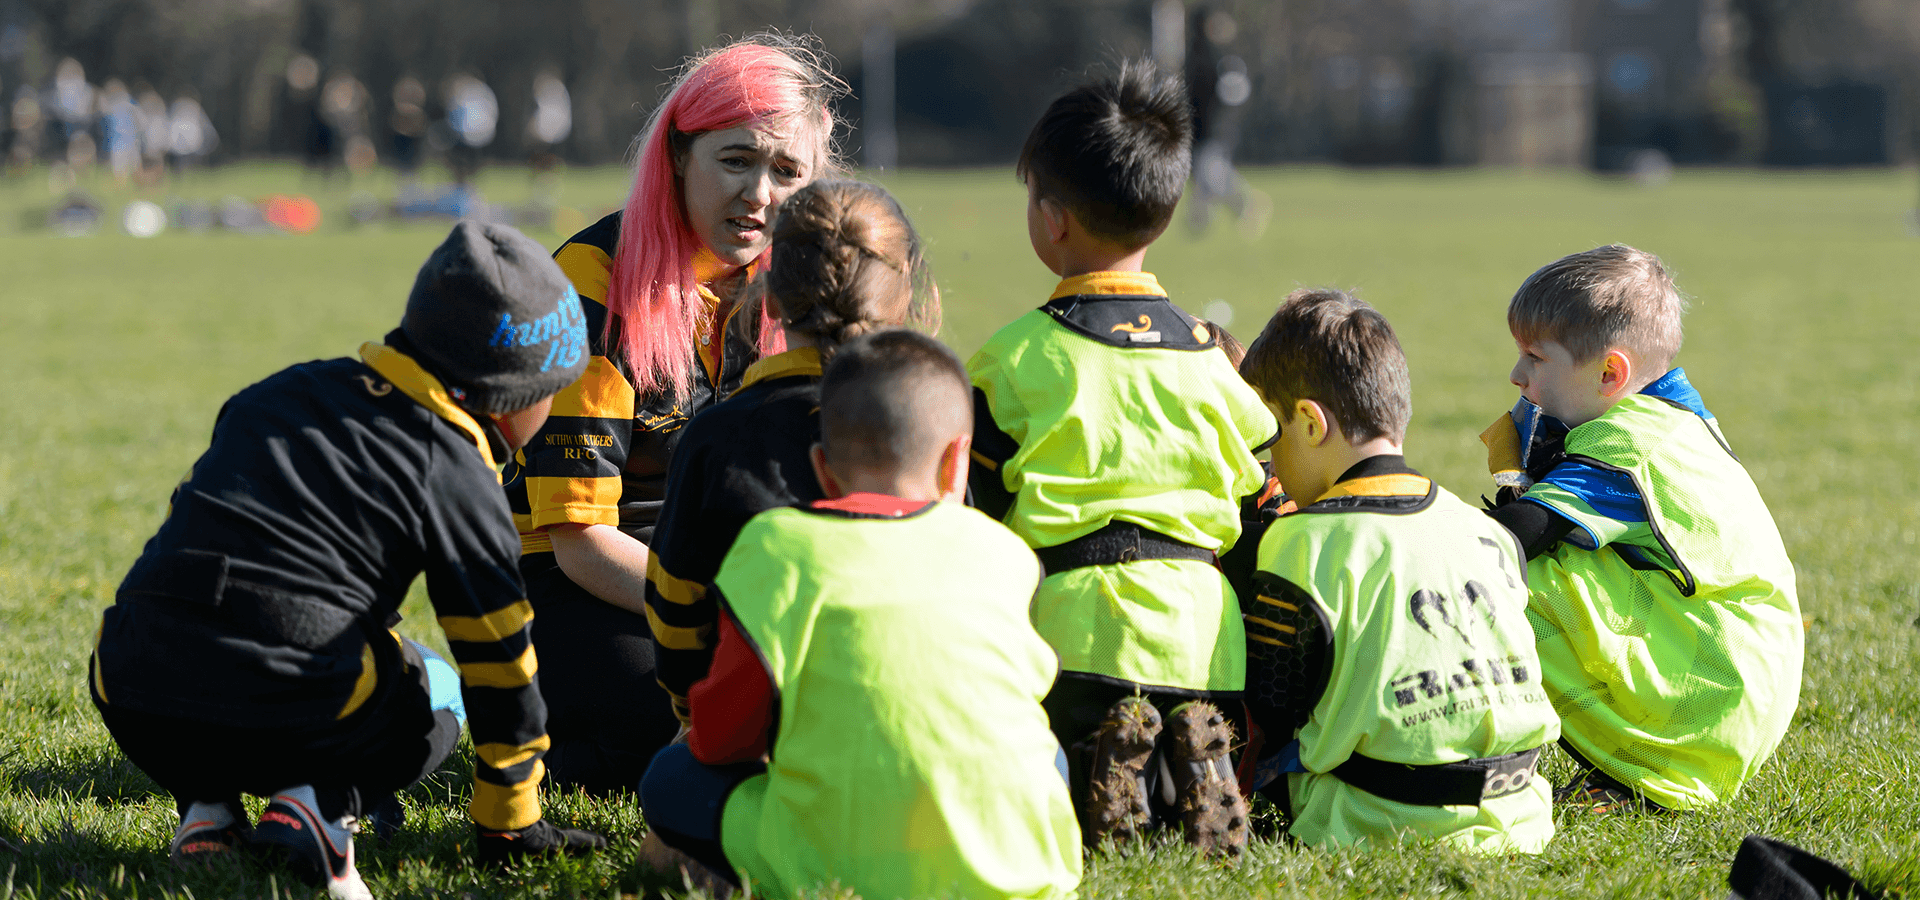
90, 221, 602, 900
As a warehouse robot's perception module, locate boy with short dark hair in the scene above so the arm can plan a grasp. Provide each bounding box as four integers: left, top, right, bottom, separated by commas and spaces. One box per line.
1482, 245, 1801, 810
639, 330, 1080, 900
90, 222, 605, 900
1239, 288, 1560, 852
967, 60, 1276, 857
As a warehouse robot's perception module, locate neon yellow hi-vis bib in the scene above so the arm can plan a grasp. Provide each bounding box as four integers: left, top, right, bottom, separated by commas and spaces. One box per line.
715, 501, 1080, 900
1523, 393, 1801, 810
969, 272, 1276, 692
1261, 475, 1560, 852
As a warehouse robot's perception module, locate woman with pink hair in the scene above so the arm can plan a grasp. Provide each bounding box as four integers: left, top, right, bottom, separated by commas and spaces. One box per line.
501, 35, 844, 793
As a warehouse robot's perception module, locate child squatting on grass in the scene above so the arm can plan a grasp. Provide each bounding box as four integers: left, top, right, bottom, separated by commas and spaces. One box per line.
1481, 244, 1803, 811
1236, 289, 1561, 852
89, 222, 606, 900
637, 330, 1082, 900
965, 59, 1277, 858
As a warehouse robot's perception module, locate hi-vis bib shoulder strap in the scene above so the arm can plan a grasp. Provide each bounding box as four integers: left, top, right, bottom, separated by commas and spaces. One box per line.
1041, 294, 1216, 350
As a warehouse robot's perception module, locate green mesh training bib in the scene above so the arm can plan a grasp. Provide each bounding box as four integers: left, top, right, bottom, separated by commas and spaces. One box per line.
1262, 479, 1560, 852
716, 502, 1081, 900
1524, 393, 1802, 809
970, 306, 1273, 691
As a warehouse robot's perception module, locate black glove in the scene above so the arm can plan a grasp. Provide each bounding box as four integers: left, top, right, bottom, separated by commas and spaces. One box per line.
475, 818, 608, 862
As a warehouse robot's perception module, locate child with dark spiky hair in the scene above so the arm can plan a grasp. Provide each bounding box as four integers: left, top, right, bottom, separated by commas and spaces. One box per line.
966, 60, 1276, 858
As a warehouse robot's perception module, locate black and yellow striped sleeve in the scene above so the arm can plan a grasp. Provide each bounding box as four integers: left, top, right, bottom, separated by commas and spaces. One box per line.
503, 220, 634, 552
641, 409, 737, 726
438, 600, 547, 830
424, 436, 555, 831
645, 553, 716, 725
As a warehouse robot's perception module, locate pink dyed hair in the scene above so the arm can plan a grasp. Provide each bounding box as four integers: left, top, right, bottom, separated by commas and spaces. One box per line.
608, 36, 843, 398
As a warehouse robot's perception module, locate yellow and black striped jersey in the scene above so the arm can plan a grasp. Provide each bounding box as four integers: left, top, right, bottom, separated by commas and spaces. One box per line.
502, 212, 759, 554
92, 338, 549, 831
644, 347, 826, 722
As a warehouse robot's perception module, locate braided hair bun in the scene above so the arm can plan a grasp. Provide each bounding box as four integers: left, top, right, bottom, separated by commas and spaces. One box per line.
765, 180, 938, 357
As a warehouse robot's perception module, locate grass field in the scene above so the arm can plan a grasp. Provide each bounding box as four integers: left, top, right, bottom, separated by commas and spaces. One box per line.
2, 162, 1918, 899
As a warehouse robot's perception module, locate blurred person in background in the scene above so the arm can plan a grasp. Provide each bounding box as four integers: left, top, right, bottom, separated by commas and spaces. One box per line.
322, 71, 376, 178
389, 76, 428, 179
135, 83, 169, 184
99, 79, 139, 185
443, 74, 497, 188
8, 86, 43, 174
167, 93, 217, 175
526, 70, 571, 177
1184, 5, 1266, 236
50, 58, 95, 187
526, 70, 572, 214
501, 34, 845, 794
286, 54, 333, 181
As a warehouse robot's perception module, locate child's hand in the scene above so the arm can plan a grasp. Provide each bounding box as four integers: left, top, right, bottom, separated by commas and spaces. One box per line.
1480, 412, 1533, 495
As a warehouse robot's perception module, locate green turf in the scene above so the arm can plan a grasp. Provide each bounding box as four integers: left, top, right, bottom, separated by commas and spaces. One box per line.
2, 163, 1917, 898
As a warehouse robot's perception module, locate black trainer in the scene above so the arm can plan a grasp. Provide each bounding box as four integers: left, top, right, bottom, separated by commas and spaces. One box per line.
252, 784, 369, 900
168, 798, 249, 869
475, 817, 608, 863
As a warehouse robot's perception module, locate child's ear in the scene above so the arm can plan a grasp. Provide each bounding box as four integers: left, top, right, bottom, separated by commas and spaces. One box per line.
935, 434, 972, 503
1296, 399, 1335, 447
1598, 349, 1635, 398
1038, 197, 1071, 245
809, 444, 846, 500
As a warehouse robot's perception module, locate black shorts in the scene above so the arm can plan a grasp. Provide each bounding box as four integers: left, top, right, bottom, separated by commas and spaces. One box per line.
95, 639, 458, 817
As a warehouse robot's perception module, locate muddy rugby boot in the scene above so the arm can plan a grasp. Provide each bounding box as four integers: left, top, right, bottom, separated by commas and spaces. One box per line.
1077, 696, 1162, 846
1163, 701, 1249, 860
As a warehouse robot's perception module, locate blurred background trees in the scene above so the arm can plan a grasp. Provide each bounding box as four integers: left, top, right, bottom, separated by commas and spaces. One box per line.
0, 0, 1910, 171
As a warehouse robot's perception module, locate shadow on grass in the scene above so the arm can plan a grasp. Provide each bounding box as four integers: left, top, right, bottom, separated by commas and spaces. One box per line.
5, 746, 162, 807
0, 833, 356, 900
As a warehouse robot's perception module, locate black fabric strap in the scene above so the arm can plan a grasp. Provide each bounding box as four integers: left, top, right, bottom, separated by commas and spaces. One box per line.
1331, 746, 1542, 807
1034, 521, 1214, 576
126, 580, 365, 652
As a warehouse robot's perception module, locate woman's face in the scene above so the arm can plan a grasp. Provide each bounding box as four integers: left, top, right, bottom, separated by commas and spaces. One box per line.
680, 123, 818, 270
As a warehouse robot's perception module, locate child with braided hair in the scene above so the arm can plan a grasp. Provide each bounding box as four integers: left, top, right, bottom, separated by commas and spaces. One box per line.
642, 178, 939, 738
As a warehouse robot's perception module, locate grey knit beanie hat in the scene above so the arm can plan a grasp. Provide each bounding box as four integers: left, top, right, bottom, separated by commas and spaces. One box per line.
402, 221, 589, 414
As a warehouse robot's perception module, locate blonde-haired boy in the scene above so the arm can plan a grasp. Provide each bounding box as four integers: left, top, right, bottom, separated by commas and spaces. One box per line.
1483, 244, 1803, 810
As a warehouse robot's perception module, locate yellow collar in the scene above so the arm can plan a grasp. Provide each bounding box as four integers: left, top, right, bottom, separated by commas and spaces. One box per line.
1319, 473, 1432, 500
734, 346, 823, 395
1049, 270, 1167, 300
692, 246, 733, 286
693, 248, 763, 303
358, 342, 499, 476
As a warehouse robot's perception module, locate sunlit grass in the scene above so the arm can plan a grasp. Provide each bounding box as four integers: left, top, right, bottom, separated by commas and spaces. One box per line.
1, 163, 1916, 897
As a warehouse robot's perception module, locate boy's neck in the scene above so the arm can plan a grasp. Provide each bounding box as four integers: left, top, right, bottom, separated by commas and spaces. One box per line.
1293, 437, 1405, 507
1327, 438, 1403, 482
1052, 241, 1149, 279
833, 469, 941, 502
